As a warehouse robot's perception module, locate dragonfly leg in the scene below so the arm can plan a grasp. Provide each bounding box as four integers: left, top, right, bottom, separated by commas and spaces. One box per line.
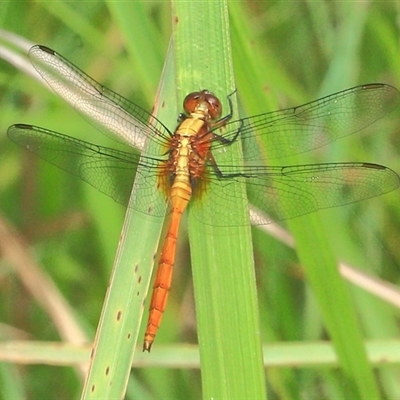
212, 90, 236, 128
211, 91, 244, 146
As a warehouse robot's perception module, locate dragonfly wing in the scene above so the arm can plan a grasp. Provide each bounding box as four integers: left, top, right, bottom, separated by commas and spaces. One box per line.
216, 84, 400, 160
245, 162, 400, 224
192, 162, 400, 226
28, 45, 172, 152
8, 124, 168, 217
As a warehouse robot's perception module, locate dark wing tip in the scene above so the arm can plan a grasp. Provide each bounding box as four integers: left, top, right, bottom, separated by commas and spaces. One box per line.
9, 123, 33, 130
30, 44, 55, 56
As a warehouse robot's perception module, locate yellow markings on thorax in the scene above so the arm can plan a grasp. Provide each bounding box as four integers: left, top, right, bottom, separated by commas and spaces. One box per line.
173, 116, 206, 177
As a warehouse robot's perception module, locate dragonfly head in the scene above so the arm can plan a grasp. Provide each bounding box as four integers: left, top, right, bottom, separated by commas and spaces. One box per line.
183, 90, 222, 119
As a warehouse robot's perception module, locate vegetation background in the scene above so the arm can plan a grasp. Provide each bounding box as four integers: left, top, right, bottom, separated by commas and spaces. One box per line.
1, 1, 400, 399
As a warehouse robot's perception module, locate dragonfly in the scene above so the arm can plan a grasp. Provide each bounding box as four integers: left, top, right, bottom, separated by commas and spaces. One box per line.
7, 45, 400, 351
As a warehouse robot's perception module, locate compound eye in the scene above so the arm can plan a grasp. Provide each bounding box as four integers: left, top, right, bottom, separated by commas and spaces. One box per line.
183, 92, 201, 113
183, 90, 222, 118
204, 92, 222, 119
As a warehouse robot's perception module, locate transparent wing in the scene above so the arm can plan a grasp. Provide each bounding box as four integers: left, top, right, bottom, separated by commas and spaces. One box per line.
29, 45, 172, 152
191, 162, 400, 226
213, 84, 400, 160
7, 124, 169, 217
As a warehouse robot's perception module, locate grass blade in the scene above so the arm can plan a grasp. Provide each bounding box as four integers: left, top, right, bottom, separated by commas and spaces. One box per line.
80, 43, 177, 399
172, 1, 266, 398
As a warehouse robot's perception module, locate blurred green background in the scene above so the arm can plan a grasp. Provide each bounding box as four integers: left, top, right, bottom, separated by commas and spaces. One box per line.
1, 1, 400, 399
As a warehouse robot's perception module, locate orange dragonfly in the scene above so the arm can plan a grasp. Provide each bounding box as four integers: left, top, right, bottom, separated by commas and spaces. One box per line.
8, 45, 400, 351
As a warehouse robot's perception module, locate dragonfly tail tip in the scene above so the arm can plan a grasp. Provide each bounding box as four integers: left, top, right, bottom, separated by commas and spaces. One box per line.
143, 340, 153, 352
